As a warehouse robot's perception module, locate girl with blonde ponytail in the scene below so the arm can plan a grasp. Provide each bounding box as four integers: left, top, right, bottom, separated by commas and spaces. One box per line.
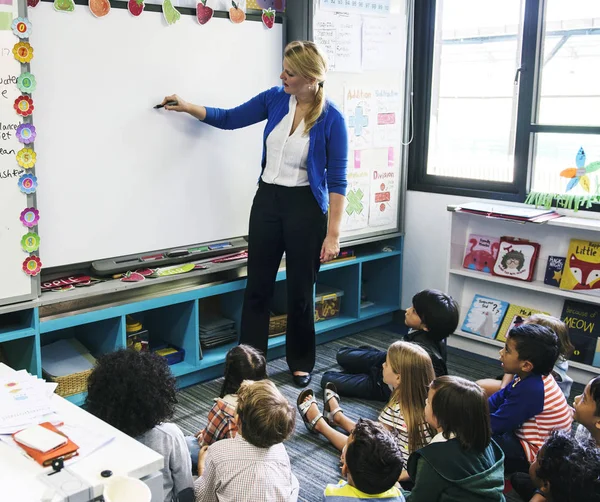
162, 40, 348, 389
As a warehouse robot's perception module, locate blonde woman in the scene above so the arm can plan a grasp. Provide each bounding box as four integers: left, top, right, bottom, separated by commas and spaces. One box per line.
298, 342, 435, 479
163, 41, 348, 388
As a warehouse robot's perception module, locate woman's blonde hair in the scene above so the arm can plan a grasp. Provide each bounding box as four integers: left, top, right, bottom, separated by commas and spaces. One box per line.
386, 341, 435, 453
283, 40, 327, 134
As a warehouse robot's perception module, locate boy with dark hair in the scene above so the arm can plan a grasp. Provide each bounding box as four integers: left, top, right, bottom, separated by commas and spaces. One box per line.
323, 419, 405, 501
321, 289, 459, 401
194, 379, 299, 501
488, 324, 572, 475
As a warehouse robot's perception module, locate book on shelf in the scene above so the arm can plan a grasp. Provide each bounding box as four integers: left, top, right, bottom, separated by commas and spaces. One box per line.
461, 295, 509, 340
492, 237, 540, 282
544, 256, 566, 287
560, 239, 600, 296
496, 304, 550, 343
462, 234, 500, 274
593, 338, 600, 368
561, 300, 600, 365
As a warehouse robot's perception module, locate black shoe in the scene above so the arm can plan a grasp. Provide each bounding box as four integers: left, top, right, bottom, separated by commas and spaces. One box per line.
293, 373, 312, 388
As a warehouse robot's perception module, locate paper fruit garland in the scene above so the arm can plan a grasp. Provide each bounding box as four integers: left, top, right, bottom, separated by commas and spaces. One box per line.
89, 0, 111, 18
163, 0, 181, 25
21, 232, 40, 253
196, 0, 213, 24
261, 8, 274, 29
229, 1, 245, 23
54, 0, 75, 12
16, 148, 36, 169
22, 255, 42, 276
128, 0, 145, 16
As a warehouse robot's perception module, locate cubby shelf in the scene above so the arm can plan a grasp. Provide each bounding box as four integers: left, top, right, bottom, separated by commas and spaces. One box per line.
1, 238, 402, 405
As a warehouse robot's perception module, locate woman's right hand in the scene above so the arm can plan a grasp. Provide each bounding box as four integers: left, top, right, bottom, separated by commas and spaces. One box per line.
161, 94, 189, 113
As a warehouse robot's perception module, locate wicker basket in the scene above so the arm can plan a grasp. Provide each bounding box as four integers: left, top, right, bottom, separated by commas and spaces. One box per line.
43, 369, 92, 397
268, 313, 287, 338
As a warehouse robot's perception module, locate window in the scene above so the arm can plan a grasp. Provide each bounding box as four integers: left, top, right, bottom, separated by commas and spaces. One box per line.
409, 0, 600, 205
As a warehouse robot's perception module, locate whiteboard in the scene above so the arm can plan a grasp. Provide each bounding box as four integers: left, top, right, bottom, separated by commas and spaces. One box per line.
0, 0, 39, 306
28, 4, 282, 268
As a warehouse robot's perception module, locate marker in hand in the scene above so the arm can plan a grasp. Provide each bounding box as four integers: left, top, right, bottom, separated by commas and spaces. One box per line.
154, 100, 178, 109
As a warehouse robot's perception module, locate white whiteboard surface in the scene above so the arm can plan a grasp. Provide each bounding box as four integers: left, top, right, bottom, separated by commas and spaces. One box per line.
0, 0, 39, 306
29, 4, 282, 268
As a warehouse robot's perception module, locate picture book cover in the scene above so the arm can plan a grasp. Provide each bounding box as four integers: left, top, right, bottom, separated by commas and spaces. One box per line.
593, 338, 600, 368
492, 237, 540, 282
462, 234, 500, 274
496, 304, 550, 343
561, 300, 600, 365
461, 295, 509, 339
544, 256, 566, 287
560, 239, 600, 295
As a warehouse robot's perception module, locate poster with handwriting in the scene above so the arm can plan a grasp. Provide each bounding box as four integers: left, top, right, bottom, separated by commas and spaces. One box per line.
344, 87, 375, 150
341, 149, 370, 232
362, 15, 404, 71
368, 147, 397, 227
373, 88, 401, 148
320, 0, 390, 17
313, 11, 361, 73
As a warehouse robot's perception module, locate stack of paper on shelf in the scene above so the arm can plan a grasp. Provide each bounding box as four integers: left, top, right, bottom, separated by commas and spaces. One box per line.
0, 370, 60, 434
200, 315, 237, 350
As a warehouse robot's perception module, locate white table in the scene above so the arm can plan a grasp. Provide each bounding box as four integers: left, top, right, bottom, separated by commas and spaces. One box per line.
0, 363, 164, 502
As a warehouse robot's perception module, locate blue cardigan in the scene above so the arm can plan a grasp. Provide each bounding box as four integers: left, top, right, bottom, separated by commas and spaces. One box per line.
203, 86, 348, 214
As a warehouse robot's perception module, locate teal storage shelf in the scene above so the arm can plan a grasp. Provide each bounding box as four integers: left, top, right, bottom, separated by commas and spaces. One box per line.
2, 237, 402, 404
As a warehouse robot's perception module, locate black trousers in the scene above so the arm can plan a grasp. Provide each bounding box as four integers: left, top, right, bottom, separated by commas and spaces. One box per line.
240, 181, 327, 373
320, 346, 391, 402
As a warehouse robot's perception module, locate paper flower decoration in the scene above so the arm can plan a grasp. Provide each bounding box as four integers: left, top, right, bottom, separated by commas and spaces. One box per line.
18, 173, 38, 194
17, 73, 37, 94
22, 255, 42, 276
14, 95, 34, 117
16, 123, 36, 144
560, 147, 600, 193
20, 207, 40, 227
12, 42, 34, 63
11, 18, 32, 39
16, 148, 36, 169
21, 232, 40, 253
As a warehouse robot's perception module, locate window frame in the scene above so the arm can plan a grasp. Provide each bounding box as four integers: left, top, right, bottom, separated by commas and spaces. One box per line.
408, 0, 600, 203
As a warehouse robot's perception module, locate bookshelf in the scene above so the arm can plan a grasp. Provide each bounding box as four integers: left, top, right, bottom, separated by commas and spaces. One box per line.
447, 205, 600, 385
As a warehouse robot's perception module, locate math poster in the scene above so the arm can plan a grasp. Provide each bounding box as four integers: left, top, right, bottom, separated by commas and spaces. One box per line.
344, 86, 375, 150
368, 147, 398, 228
373, 87, 402, 148
341, 150, 370, 232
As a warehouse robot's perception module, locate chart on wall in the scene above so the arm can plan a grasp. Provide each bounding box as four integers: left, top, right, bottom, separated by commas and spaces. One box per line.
313, 0, 407, 240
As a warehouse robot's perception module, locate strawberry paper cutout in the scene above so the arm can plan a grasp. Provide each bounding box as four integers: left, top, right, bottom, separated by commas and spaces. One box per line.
27, 0, 40, 7
121, 271, 146, 282
128, 0, 145, 16
196, 0, 213, 24
261, 8, 275, 29
229, 1, 245, 23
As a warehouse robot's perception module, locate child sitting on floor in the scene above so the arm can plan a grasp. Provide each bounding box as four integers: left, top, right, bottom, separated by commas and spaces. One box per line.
403, 375, 505, 501
85, 349, 194, 502
194, 379, 298, 502
574, 375, 600, 445
298, 341, 435, 479
526, 430, 600, 502
478, 314, 574, 399
323, 419, 405, 501
487, 324, 572, 475
321, 289, 459, 402
186, 344, 266, 471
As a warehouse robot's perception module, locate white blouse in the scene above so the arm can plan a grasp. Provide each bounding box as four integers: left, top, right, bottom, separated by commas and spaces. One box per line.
261, 95, 310, 187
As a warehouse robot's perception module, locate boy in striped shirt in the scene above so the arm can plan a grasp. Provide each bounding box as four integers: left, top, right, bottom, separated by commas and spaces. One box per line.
488, 323, 573, 474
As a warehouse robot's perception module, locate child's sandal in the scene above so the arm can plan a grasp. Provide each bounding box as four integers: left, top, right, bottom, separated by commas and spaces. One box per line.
297, 389, 324, 434
323, 382, 344, 424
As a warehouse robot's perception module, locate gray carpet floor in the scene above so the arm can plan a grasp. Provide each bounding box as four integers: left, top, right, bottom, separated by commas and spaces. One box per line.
173, 323, 584, 502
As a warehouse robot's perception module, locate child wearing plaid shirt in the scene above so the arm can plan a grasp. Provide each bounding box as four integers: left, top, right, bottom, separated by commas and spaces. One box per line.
187, 344, 267, 472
